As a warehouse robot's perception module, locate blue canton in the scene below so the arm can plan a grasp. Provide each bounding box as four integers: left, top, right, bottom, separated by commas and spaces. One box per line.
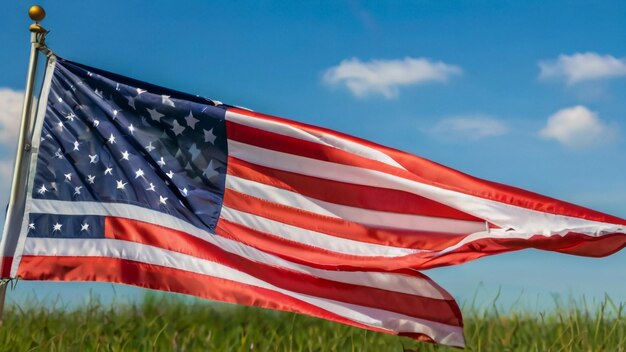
29, 58, 228, 238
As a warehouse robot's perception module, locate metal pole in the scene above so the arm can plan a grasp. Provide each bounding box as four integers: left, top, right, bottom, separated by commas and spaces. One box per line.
0, 5, 48, 323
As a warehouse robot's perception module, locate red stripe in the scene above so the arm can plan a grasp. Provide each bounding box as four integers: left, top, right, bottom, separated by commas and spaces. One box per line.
17, 255, 397, 337
1, 256, 12, 278
216, 216, 626, 270
226, 119, 414, 182
387, 148, 626, 226
227, 107, 394, 155
228, 107, 626, 226
215, 217, 432, 270
103, 217, 462, 326
500, 232, 626, 257
223, 187, 468, 251
406, 232, 626, 269
227, 157, 481, 221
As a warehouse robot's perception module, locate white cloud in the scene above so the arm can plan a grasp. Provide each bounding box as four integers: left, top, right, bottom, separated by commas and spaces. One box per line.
0, 157, 13, 229
323, 57, 462, 98
539, 52, 626, 84
539, 105, 618, 149
0, 159, 14, 189
426, 115, 509, 141
0, 88, 24, 147
0, 88, 23, 199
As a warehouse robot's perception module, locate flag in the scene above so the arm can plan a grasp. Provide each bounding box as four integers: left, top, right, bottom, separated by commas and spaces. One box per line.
2, 54, 626, 347
0, 56, 465, 346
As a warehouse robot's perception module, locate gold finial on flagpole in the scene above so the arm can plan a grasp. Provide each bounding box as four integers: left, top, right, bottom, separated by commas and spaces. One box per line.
28, 5, 45, 21
28, 5, 48, 33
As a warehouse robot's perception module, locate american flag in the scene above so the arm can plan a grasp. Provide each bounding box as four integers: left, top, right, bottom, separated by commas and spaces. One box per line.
3, 55, 626, 347
1, 57, 464, 346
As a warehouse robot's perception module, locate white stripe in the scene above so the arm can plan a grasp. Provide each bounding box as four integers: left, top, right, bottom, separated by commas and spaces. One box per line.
23, 237, 464, 346
28, 199, 443, 299
228, 140, 625, 240
226, 175, 485, 233
226, 110, 408, 171
220, 206, 419, 257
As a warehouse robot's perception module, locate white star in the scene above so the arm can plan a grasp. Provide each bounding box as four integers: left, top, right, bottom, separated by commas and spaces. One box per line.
189, 143, 201, 161
180, 187, 188, 196
104, 166, 113, 175
93, 120, 100, 127
157, 157, 166, 167
54, 149, 64, 159
137, 88, 147, 95
159, 195, 168, 205
204, 128, 216, 144
126, 95, 136, 109
65, 112, 76, 122
52, 222, 62, 232
146, 183, 156, 192
73, 140, 80, 151
145, 141, 156, 152
87, 175, 96, 184
128, 124, 135, 135
64, 173, 72, 182
184, 111, 199, 129
161, 95, 175, 107
175, 148, 185, 160
147, 108, 163, 122
108, 133, 116, 144
37, 184, 48, 194
171, 120, 185, 136
57, 121, 64, 130
80, 223, 90, 232
74, 186, 82, 196
89, 154, 98, 163
203, 160, 220, 179
121, 150, 130, 161
166, 170, 175, 179
112, 110, 118, 119
116, 180, 128, 190
141, 116, 151, 127
135, 168, 145, 179
28, 223, 36, 230
94, 88, 103, 97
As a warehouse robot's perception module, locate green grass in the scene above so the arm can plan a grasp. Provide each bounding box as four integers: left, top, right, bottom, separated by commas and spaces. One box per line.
1, 293, 625, 351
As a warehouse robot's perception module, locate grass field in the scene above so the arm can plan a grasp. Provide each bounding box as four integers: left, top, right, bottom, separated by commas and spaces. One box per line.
1, 292, 625, 351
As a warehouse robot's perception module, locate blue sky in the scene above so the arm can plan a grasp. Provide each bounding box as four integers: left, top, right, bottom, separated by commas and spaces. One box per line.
1, 1, 625, 310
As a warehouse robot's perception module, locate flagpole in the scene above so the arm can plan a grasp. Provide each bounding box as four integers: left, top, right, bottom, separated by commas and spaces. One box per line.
0, 5, 49, 322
